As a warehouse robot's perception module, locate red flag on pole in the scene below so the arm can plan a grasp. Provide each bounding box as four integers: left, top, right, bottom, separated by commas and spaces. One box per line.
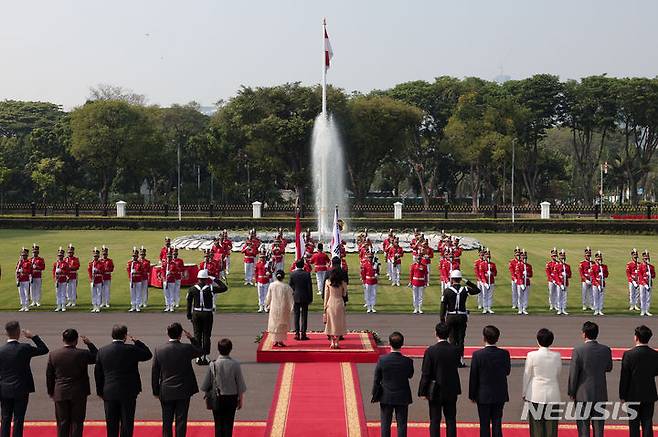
295, 210, 302, 260
324, 25, 333, 71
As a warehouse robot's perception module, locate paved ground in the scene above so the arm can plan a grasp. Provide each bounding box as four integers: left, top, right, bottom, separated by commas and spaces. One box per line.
2, 311, 651, 423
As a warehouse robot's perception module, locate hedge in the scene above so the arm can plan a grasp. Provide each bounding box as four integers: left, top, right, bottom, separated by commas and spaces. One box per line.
0, 217, 656, 234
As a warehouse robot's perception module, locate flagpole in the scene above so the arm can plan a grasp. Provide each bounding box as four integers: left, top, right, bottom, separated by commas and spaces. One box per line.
322, 18, 327, 115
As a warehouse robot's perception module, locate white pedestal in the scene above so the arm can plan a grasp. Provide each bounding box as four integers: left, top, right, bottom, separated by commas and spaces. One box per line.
252, 201, 262, 219
540, 201, 551, 219
116, 201, 127, 218
393, 202, 403, 220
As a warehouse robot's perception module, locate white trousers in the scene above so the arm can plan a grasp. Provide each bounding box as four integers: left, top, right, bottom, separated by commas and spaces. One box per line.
225, 256, 231, 274
102, 280, 111, 306
163, 282, 175, 307
581, 282, 593, 308
257, 283, 269, 306
141, 280, 149, 305
91, 283, 103, 307
174, 280, 181, 304
477, 282, 484, 307
391, 265, 401, 285
557, 286, 568, 312
67, 279, 77, 304
130, 282, 142, 307
592, 286, 605, 312
511, 282, 518, 308
548, 282, 559, 308
386, 259, 393, 279
640, 285, 652, 314
55, 283, 67, 307
244, 263, 254, 283
315, 271, 327, 294
517, 284, 530, 311
629, 282, 640, 307
412, 286, 424, 309
30, 278, 42, 304
425, 265, 431, 285
18, 281, 29, 307
482, 284, 495, 310
364, 284, 377, 308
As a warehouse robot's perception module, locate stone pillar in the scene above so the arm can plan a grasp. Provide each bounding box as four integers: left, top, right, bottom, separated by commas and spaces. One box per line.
540, 201, 551, 219
393, 202, 403, 220
116, 201, 127, 218
252, 201, 262, 219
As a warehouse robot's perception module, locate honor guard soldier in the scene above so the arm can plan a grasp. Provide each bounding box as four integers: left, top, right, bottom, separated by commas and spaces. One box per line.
363, 253, 379, 313
579, 247, 594, 311
439, 270, 480, 367
303, 229, 315, 255
172, 248, 185, 308
199, 249, 220, 310
439, 249, 458, 292
546, 248, 559, 311
420, 240, 434, 286
509, 247, 521, 309
139, 247, 151, 307
100, 246, 114, 308
271, 238, 285, 274
29, 244, 45, 307
590, 251, 608, 316
88, 248, 105, 313
451, 237, 463, 269
515, 249, 533, 315
16, 247, 32, 311
241, 239, 258, 286
474, 249, 485, 310
553, 249, 572, 315
478, 248, 497, 314
221, 230, 233, 277
65, 244, 80, 307
127, 248, 143, 312
187, 269, 227, 365
160, 250, 179, 312
52, 248, 69, 312
387, 238, 404, 287
638, 250, 655, 316
383, 229, 395, 280
160, 237, 172, 263
408, 254, 427, 314
255, 252, 272, 313
310, 243, 331, 296
626, 248, 641, 311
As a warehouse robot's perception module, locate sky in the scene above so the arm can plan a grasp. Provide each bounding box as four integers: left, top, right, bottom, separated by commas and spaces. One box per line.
1, 0, 657, 110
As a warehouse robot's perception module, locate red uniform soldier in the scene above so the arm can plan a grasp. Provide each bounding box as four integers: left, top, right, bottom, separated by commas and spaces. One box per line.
139, 247, 151, 308
509, 247, 521, 309
515, 249, 533, 315
160, 250, 179, 312
638, 250, 655, 316
579, 247, 594, 311
52, 248, 69, 312
16, 248, 32, 311
65, 245, 80, 307
590, 251, 608, 316
552, 249, 572, 315
255, 253, 272, 313
100, 246, 114, 308
242, 240, 258, 285
29, 244, 45, 308
626, 248, 641, 311
127, 248, 143, 312
478, 248, 497, 314
310, 243, 331, 296
546, 248, 559, 311
408, 255, 427, 314
362, 255, 379, 313
88, 248, 105, 313
474, 249, 485, 310
160, 237, 172, 263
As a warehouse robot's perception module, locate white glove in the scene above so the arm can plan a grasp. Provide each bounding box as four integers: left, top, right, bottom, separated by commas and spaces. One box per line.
131, 269, 137, 274
17, 269, 22, 273
560, 285, 565, 291
520, 285, 526, 291
632, 281, 638, 288
56, 268, 61, 274
585, 280, 591, 285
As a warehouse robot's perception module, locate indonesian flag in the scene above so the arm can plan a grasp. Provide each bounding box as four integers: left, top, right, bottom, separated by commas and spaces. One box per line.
330, 206, 341, 259
295, 210, 303, 260
324, 25, 333, 71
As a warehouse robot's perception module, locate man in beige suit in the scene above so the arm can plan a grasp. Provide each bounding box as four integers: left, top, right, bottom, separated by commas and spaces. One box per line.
522, 328, 562, 437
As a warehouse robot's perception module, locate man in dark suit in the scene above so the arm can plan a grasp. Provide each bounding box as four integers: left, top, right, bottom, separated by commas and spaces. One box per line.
468, 325, 511, 437
619, 325, 658, 437
152, 322, 203, 437
418, 322, 461, 437
0, 320, 48, 437
46, 328, 97, 437
95, 324, 152, 437
289, 259, 313, 340
568, 321, 612, 437
372, 332, 414, 437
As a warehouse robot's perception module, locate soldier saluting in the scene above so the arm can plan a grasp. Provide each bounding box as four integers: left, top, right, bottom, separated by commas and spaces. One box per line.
187, 269, 227, 365
440, 269, 480, 367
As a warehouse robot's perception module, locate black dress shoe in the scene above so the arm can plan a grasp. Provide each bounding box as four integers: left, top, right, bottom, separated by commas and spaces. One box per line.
294, 334, 300, 340
339, 336, 345, 340
301, 335, 310, 341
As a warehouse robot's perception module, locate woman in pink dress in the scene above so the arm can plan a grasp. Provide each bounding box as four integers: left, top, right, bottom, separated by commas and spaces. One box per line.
324, 269, 347, 349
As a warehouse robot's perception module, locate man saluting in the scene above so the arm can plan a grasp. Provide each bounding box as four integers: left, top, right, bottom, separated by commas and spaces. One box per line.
440, 270, 479, 367
187, 270, 227, 365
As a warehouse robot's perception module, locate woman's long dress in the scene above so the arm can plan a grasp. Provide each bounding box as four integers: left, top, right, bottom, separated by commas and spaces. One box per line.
265, 280, 294, 342
324, 281, 347, 336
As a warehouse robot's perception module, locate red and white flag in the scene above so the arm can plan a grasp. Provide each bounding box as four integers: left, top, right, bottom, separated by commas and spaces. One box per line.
324, 25, 333, 71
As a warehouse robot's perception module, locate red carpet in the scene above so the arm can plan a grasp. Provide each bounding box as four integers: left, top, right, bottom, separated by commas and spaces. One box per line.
383, 345, 630, 360
257, 332, 379, 363
265, 362, 368, 436
20, 421, 266, 436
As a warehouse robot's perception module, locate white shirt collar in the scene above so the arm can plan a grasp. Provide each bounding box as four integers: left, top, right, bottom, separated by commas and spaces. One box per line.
6, 339, 18, 343
112, 339, 125, 343
485, 343, 497, 347
168, 339, 180, 343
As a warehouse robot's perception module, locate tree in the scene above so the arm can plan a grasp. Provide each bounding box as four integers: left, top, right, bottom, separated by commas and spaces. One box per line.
69, 100, 156, 203
345, 95, 423, 201
31, 157, 64, 201
0, 101, 64, 137
88, 84, 147, 106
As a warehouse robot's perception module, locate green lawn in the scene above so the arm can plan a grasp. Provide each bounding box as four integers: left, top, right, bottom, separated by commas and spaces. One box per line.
0, 230, 655, 315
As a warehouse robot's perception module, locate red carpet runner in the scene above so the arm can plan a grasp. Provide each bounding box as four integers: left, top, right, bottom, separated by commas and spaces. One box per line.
265, 362, 368, 437
20, 421, 266, 436
257, 332, 379, 363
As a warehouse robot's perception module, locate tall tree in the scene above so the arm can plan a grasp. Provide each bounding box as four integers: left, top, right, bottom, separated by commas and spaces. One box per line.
0, 101, 64, 137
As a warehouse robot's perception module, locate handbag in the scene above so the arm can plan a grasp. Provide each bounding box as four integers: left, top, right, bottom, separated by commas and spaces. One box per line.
204, 362, 221, 410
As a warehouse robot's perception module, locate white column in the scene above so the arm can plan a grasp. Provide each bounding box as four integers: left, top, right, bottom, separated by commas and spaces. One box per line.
252, 201, 262, 219
393, 202, 403, 220
116, 201, 127, 217
540, 201, 551, 219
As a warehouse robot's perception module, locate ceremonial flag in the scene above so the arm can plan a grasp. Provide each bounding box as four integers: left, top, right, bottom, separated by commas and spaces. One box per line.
295, 210, 302, 260
324, 24, 333, 71
330, 206, 341, 259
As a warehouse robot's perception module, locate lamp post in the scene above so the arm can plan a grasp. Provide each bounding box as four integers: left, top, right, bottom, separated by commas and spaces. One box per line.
511, 138, 516, 223
177, 143, 182, 221
600, 161, 608, 208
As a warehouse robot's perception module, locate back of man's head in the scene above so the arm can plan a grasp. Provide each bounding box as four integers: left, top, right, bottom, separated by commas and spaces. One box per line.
635, 325, 652, 344
295, 259, 304, 269
5, 321, 20, 339
582, 321, 599, 341
389, 331, 404, 350
435, 323, 449, 340
317, 243, 324, 251
111, 324, 128, 341
331, 256, 341, 267
62, 328, 78, 345
167, 322, 183, 340
218, 338, 233, 356
483, 325, 500, 345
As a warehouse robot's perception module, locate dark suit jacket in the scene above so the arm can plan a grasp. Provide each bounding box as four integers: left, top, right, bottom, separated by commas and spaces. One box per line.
468, 345, 511, 404
0, 336, 48, 398
289, 269, 313, 305
568, 340, 613, 402
418, 341, 461, 401
619, 345, 658, 402
46, 343, 97, 401
94, 340, 152, 400
373, 351, 414, 406
152, 339, 203, 401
